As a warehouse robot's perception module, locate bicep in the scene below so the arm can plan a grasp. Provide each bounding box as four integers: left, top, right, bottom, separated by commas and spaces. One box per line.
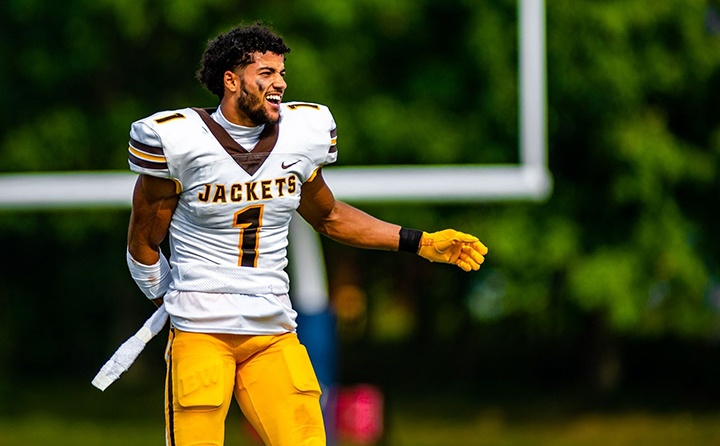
297, 169, 337, 232
127, 175, 179, 263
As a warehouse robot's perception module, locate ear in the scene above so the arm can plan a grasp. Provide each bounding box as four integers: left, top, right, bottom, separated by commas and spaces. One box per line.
223, 70, 240, 94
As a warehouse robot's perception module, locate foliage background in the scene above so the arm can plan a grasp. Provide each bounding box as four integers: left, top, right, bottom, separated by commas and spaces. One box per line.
1, 0, 720, 444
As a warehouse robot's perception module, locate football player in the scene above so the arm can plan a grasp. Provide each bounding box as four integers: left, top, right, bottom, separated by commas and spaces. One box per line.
125, 23, 487, 446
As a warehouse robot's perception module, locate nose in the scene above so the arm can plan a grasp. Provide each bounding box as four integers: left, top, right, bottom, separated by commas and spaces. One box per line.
273, 74, 287, 91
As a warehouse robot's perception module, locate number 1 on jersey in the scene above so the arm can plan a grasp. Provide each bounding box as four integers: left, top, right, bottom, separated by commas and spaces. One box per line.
233, 205, 264, 267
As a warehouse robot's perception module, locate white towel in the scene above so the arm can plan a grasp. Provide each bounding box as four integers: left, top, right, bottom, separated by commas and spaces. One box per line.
92, 304, 168, 391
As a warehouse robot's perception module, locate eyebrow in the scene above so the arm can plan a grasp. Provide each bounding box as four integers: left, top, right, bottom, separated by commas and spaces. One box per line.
256, 66, 285, 73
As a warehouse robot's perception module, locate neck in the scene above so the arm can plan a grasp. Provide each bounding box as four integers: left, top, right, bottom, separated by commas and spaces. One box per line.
219, 97, 257, 127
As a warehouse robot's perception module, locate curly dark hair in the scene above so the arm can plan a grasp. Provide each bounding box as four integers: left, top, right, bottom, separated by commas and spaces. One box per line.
196, 23, 291, 99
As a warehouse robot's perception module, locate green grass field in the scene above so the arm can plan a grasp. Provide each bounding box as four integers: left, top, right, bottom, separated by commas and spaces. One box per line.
2, 383, 720, 446
389, 410, 720, 446
2, 408, 720, 446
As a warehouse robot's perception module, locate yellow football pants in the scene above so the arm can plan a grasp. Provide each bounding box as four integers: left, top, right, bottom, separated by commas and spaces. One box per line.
164, 328, 325, 446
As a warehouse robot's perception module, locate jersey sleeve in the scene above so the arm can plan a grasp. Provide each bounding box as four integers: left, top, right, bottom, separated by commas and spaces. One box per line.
127, 120, 171, 179
303, 105, 338, 183
304, 105, 339, 182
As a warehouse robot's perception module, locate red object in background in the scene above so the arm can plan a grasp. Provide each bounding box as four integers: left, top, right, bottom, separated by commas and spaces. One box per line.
336, 384, 384, 445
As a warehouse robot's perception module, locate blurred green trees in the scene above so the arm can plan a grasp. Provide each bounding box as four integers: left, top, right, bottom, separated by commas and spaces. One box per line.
1, 0, 719, 392
546, 0, 720, 335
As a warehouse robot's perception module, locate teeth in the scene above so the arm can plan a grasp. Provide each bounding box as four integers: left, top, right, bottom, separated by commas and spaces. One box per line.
266, 95, 281, 102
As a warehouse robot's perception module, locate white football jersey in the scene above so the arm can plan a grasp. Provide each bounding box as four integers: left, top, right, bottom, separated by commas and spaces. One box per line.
127, 103, 337, 334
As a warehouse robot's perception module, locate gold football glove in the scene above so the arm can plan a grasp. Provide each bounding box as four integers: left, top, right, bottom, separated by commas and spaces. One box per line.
418, 229, 488, 272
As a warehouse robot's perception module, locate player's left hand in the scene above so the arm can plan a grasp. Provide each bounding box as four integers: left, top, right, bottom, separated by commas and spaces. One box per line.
418, 229, 488, 272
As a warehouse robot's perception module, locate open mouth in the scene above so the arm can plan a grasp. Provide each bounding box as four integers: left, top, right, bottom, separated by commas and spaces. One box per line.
266, 94, 282, 106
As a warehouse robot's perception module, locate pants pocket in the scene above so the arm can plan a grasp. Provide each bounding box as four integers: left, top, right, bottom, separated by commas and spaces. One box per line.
175, 356, 225, 409
281, 344, 322, 397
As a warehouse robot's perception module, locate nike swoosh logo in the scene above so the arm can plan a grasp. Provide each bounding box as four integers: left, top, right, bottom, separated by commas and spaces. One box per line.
282, 160, 300, 169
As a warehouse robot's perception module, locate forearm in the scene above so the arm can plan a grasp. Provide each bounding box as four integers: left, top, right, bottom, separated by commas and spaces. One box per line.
313, 201, 401, 250
297, 170, 487, 271
127, 210, 167, 264
126, 175, 178, 304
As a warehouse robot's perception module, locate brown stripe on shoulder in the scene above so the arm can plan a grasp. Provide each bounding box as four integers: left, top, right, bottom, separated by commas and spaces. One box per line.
330, 127, 337, 153
192, 107, 279, 176
329, 127, 338, 152
129, 152, 168, 170
129, 137, 164, 155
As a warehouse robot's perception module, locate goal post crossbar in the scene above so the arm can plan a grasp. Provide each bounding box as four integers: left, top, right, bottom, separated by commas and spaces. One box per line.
0, 164, 551, 210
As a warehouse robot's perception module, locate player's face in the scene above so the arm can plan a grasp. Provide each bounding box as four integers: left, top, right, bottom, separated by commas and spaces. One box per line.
235, 52, 287, 126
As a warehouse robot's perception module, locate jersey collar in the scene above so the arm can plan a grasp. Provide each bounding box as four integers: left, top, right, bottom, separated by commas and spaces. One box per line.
193, 107, 279, 176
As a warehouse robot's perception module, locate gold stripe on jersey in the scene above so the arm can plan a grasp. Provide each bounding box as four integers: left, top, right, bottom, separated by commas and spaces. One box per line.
128, 145, 167, 163
171, 178, 183, 194
329, 128, 338, 153
129, 137, 164, 155
307, 168, 320, 183
129, 152, 168, 170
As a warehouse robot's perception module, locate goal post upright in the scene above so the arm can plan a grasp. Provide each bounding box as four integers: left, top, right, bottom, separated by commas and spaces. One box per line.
520, 0, 548, 171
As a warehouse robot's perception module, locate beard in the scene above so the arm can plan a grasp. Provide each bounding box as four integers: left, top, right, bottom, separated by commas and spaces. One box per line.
237, 79, 278, 126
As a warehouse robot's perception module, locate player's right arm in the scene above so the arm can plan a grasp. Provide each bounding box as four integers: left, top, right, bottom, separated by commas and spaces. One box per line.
127, 174, 179, 306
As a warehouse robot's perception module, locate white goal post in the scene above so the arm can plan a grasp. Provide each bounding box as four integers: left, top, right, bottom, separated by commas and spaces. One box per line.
0, 0, 550, 314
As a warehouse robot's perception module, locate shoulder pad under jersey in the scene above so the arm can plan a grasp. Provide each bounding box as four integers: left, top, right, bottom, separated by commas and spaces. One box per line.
281, 102, 338, 168
127, 109, 193, 179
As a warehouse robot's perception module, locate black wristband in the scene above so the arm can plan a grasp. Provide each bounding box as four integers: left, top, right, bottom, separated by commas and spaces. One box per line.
398, 227, 423, 253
